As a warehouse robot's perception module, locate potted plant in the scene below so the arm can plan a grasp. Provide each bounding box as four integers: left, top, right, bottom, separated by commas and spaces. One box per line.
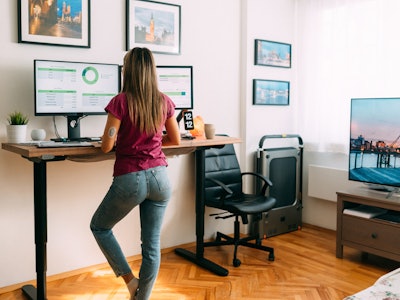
6, 111, 29, 143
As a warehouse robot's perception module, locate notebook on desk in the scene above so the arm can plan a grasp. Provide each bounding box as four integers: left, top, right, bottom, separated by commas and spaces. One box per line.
37, 141, 94, 148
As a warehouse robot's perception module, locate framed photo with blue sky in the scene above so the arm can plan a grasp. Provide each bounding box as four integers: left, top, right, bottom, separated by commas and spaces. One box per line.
126, 0, 181, 54
18, 0, 90, 48
255, 39, 291, 68
253, 79, 290, 106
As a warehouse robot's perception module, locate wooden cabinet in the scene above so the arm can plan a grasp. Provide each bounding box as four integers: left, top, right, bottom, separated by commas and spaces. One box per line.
336, 189, 400, 261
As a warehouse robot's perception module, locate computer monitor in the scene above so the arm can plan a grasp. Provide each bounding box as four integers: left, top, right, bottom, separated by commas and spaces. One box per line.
156, 66, 193, 110
34, 59, 120, 140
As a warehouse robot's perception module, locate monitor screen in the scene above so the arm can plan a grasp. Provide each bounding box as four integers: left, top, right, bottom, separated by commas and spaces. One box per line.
34, 59, 120, 116
156, 66, 193, 110
349, 97, 400, 190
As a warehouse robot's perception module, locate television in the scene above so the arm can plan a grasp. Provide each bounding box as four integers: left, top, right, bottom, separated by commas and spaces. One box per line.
349, 97, 400, 193
156, 66, 193, 110
34, 59, 120, 140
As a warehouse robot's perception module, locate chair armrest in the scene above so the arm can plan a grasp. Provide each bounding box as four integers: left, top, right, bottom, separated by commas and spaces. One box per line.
206, 178, 233, 206
242, 172, 273, 195
206, 178, 233, 195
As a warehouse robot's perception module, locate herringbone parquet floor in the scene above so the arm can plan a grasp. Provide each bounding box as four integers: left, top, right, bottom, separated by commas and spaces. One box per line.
1, 224, 399, 299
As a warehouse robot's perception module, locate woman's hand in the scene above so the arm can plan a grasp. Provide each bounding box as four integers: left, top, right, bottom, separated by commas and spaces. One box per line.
162, 116, 180, 146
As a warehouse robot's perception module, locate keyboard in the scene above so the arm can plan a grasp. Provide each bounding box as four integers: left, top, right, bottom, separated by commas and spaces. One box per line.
50, 137, 101, 142
37, 141, 94, 148
19, 141, 45, 146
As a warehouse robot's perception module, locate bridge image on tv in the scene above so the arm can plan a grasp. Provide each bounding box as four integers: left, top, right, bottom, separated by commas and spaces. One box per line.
349, 150, 400, 187
349, 167, 400, 187
349, 98, 400, 189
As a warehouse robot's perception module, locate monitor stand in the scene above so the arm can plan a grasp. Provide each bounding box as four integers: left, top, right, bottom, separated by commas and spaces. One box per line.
51, 115, 101, 142
67, 115, 82, 140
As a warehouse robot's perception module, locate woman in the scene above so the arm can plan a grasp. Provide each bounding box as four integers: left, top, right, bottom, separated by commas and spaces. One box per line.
90, 47, 180, 300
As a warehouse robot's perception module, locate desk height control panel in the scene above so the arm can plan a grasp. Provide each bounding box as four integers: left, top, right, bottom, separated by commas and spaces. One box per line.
336, 188, 400, 262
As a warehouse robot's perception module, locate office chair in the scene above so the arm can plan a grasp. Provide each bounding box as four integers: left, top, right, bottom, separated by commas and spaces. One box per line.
203, 142, 276, 267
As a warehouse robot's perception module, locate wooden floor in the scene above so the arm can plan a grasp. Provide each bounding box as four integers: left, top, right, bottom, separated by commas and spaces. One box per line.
1, 224, 399, 300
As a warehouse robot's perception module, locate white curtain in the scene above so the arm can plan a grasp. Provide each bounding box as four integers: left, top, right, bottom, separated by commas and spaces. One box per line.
297, 0, 400, 153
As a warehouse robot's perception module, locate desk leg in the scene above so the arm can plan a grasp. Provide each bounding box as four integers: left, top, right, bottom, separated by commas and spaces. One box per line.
175, 148, 229, 276
22, 160, 47, 300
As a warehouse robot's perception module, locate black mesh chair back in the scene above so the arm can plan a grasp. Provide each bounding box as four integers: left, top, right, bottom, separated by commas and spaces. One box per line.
204, 144, 242, 209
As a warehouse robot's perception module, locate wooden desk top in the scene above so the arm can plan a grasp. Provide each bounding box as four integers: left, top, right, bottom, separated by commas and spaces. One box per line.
1, 136, 241, 161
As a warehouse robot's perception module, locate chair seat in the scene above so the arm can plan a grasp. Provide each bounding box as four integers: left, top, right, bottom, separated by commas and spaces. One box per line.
225, 194, 276, 214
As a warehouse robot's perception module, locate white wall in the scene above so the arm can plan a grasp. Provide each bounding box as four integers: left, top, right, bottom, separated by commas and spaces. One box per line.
241, 0, 298, 194
297, 0, 400, 230
2, 0, 373, 289
243, 0, 298, 153
0, 0, 245, 288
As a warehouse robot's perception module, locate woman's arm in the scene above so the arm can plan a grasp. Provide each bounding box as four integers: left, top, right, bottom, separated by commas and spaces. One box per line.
162, 116, 180, 146
101, 113, 121, 153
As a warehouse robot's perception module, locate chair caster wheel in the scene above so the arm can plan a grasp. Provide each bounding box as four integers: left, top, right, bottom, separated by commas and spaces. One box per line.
268, 254, 275, 261
233, 258, 241, 267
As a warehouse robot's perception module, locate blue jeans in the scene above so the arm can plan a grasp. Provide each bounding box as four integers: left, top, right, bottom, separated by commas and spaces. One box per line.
90, 166, 171, 300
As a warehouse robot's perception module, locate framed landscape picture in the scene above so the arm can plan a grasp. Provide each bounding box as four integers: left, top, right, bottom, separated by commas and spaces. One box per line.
253, 79, 290, 105
255, 39, 291, 68
18, 0, 90, 48
126, 0, 181, 54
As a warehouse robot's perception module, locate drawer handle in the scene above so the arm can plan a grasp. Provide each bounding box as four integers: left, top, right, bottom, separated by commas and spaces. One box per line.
371, 233, 377, 239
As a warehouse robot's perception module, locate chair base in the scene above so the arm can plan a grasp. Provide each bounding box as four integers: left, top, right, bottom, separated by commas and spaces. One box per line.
204, 217, 275, 267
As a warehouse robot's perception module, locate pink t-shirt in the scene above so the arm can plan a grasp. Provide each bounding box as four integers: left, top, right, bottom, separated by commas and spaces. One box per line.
105, 93, 175, 176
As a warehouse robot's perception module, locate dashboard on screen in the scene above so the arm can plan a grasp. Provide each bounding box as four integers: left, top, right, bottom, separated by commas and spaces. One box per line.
34, 59, 120, 116
156, 66, 193, 110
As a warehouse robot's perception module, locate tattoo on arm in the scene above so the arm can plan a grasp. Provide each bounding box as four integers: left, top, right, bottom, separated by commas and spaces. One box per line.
108, 127, 116, 138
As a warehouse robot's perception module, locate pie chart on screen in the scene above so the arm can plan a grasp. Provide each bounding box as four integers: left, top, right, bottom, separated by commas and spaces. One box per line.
82, 66, 99, 85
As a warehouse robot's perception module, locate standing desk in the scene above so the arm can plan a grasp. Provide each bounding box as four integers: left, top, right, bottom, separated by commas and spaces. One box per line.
1, 135, 240, 300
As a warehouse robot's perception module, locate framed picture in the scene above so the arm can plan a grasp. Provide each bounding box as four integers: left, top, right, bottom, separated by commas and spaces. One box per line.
126, 0, 181, 55
18, 0, 90, 48
255, 39, 291, 68
253, 79, 290, 106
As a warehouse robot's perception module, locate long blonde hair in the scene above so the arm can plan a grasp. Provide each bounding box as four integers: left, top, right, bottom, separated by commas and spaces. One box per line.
122, 47, 165, 135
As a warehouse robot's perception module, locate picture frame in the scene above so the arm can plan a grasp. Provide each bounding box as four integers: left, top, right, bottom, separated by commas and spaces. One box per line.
18, 0, 90, 48
254, 39, 291, 68
126, 0, 181, 55
253, 79, 290, 106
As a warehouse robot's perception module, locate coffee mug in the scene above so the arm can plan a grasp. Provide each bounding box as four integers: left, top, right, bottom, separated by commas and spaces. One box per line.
204, 124, 215, 139
31, 129, 46, 141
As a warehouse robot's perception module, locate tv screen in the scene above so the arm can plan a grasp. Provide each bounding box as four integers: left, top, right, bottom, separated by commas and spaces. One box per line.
156, 66, 193, 110
349, 97, 400, 189
34, 59, 120, 116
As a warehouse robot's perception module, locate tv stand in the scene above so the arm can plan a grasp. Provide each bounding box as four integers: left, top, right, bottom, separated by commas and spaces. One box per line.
336, 188, 400, 262
387, 188, 400, 199
366, 184, 400, 199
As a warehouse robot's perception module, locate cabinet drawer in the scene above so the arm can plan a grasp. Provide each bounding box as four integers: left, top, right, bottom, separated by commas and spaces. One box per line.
342, 215, 400, 254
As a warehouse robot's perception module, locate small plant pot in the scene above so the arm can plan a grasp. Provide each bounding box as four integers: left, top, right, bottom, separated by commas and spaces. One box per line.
6, 124, 27, 143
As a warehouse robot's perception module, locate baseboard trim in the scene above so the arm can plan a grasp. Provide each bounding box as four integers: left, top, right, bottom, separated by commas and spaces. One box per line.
0, 242, 197, 294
